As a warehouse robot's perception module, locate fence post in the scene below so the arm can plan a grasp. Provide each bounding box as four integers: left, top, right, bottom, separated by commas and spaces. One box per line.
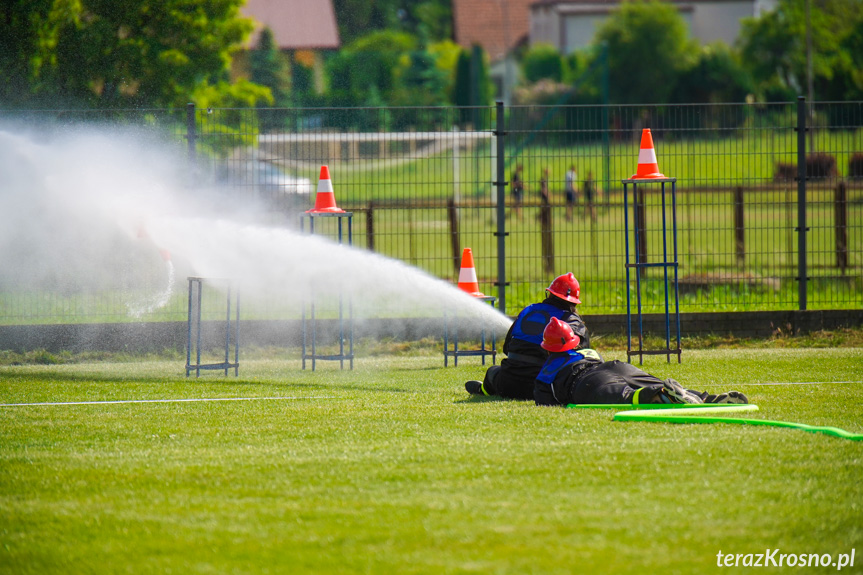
494, 101, 508, 314
796, 96, 808, 311
539, 194, 554, 273
636, 186, 647, 277
734, 186, 745, 265
835, 181, 848, 273
366, 201, 375, 252
447, 198, 461, 274
186, 102, 197, 164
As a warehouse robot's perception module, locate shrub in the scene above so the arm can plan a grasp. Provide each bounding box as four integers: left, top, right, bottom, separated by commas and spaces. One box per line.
849, 153, 863, 179
522, 44, 563, 83
774, 153, 838, 182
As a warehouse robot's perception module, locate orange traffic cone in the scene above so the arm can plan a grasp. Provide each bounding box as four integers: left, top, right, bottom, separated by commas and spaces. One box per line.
457, 248, 486, 297
307, 165, 345, 213
631, 128, 666, 179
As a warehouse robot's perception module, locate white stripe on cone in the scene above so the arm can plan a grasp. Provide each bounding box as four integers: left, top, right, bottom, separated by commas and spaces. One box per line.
317, 177, 334, 194
638, 148, 658, 165
459, 267, 478, 284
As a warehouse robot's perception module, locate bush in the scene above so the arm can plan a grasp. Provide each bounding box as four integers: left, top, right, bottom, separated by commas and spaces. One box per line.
522, 44, 563, 83
849, 153, 863, 179
672, 44, 754, 104
774, 153, 838, 182
808, 153, 838, 179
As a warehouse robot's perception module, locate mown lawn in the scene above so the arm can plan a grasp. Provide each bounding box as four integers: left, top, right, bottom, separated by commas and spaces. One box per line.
1, 346, 862, 574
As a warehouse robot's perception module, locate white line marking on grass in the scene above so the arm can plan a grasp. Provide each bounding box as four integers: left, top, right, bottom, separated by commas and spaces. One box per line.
745, 381, 861, 386
0, 396, 338, 407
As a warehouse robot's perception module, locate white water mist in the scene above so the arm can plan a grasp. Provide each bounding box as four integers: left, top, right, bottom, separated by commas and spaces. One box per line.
0, 125, 512, 334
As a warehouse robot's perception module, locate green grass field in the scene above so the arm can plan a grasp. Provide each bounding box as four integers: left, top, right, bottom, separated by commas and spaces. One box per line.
2, 343, 862, 574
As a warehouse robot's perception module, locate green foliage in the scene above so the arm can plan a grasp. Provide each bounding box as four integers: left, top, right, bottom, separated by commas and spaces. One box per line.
429, 39, 463, 102
326, 30, 417, 108
522, 43, 564, 83
250, 28, 290, 108
593, 0, 698, 104
332, 0, 403, 44
453, 50, 471, 108
0, 0, 80, 107
333, 0, 453, 45
452, 45, 494, 126
672, 43, 754, 103
0, 0, 268, 109
326, 29, 459, 113
737, 0, 863, 101
411, 0, 454, 42
191, 79, 272, 110
394, 46, 449, 106
249, 27, 291, 132
513, 0, 860, 105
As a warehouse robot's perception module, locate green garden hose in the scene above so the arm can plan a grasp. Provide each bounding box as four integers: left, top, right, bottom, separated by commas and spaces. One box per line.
567, 403, 863, 441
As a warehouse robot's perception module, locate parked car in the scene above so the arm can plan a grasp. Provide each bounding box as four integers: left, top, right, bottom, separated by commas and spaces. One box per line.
218, 160, 312, 198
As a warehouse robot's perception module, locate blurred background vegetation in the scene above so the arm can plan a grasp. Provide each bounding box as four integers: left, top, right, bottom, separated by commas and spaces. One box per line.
2, 0, 862, 117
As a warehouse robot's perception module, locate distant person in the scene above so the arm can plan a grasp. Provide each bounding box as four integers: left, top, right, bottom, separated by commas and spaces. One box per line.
583, 170, 597, 222
465, 273, 590, 401
537, 167, 551, 223
539, 167, 550, 204
510, 164, 524, 221
533, 318, 749, 406
564, 164, 577, 221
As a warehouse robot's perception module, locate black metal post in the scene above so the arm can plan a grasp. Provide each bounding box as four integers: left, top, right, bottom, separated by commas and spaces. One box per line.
796, 96, 808, 310
494, 100, 508, 314
186, 103, 196, 164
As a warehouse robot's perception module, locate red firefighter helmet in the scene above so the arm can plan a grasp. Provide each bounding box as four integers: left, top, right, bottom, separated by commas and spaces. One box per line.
547, 272, 581, 304
541, 317, 581, 352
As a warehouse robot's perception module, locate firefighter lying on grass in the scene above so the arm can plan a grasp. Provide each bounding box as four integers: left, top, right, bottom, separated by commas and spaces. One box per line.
531, 317, 748, 407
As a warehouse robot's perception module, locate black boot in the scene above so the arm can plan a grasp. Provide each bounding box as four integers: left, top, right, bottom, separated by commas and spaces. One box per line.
465, 381, 483, 395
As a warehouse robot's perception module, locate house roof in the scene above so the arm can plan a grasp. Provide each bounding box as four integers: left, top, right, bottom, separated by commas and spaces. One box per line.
453, 0, 536, 61
242, 0, 341, 50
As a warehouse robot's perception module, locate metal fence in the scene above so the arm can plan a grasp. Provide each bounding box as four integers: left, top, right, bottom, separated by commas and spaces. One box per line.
0, 100, 861, 324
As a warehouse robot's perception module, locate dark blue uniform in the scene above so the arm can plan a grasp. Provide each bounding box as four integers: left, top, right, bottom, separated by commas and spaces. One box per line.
481, 297, 590, 400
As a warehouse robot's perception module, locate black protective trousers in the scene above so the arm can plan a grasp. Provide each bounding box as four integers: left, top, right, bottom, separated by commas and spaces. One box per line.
567, 360, 667, 404
482, 359, 540, 401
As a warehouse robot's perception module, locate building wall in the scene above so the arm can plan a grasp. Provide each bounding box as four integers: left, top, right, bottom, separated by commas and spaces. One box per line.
561, 12, 609, 53
690, 1, 755, 46
532, 0, 758, 54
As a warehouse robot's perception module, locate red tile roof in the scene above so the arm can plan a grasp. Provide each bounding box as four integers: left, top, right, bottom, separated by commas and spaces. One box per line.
242, 0, 341, 50
453, 0, 535, 60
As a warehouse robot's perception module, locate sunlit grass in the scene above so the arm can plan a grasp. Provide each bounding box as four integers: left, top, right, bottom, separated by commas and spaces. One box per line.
1, 348, 862, 574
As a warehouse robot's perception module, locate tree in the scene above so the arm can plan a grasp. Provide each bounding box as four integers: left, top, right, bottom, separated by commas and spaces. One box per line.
333, 0, 453, 45
452, 45, 493, 126
0, 0, 80, 107
395, 45, 449, 106
332, 0, 403, 44
832, 18, 863, 100
326, 30, 417, 107
0, 0, 267, 109
738, 0, 863, 101
672, 43, 754, 103
250, 28, 290, 107
594, 0, 697, 104
412, 1, 453, 42
428, 39, 463, 102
